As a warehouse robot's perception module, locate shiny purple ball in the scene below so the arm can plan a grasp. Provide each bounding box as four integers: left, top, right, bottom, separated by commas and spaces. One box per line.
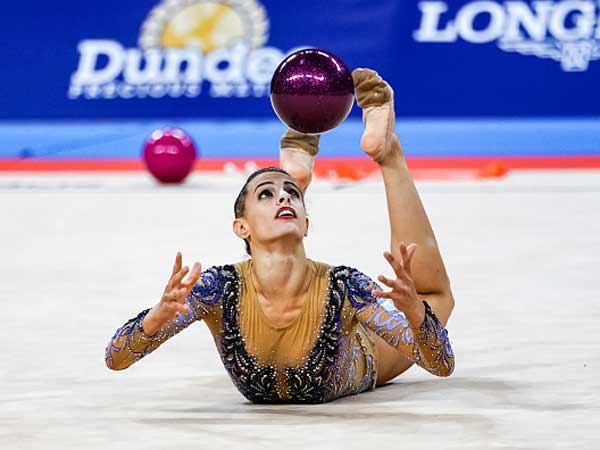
142, 128, 197, 184
270, 49, 354, 134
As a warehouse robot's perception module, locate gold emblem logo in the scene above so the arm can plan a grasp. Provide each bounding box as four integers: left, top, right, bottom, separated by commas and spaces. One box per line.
139, 0, 269, 52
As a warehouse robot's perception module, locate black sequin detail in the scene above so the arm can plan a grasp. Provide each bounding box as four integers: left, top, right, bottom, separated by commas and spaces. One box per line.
219, 265, 280, 403
283, 266, 346, 403
219, 264, 357, 403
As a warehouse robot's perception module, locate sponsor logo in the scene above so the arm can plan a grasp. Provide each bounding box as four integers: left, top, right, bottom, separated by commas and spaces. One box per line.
69, 0, 305, 100
414, 0, 600, 71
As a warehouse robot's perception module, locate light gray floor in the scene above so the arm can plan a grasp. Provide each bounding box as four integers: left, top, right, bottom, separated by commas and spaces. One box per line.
1, 170, 599, 450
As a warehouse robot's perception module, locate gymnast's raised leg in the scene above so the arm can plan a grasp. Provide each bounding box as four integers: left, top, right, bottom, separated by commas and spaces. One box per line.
352, 68, 455, 384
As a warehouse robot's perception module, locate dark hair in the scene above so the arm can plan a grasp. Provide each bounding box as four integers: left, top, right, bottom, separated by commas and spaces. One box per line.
234, 167, 304, 255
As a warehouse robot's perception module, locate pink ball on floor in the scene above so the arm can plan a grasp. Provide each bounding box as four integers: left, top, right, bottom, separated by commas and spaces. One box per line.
142, 128, 197, 184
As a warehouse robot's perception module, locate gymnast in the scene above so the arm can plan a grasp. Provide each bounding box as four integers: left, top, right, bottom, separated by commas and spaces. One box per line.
105, 69, 455, 403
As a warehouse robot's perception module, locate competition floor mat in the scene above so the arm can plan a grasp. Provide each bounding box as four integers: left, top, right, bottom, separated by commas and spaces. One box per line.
1, 170, 598, 449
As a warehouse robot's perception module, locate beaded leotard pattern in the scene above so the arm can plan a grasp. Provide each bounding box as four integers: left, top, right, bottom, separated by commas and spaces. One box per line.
106, 261, 454, 403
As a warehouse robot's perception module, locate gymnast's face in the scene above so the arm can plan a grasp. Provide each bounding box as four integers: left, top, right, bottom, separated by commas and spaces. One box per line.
233, 172, 309, 251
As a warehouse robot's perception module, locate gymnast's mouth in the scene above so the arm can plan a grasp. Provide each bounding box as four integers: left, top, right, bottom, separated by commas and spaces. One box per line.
275, 206, 297, 219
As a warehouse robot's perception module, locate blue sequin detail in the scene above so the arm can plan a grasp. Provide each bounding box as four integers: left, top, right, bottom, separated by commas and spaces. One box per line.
344, 268, 379, 309
190, 267, 226, 306
105, 308, 152, 367
340, 266, 455, 376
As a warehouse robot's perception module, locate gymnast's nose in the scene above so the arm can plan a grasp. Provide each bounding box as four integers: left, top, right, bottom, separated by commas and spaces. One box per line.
278, 189, 291, 204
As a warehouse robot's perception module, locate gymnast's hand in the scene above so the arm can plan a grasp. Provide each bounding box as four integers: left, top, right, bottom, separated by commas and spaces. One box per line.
372, 242, 426, 330
142, 252, 201, 336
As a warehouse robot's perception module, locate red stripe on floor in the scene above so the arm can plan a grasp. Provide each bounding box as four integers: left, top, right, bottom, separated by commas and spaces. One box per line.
1, 156, 599, 180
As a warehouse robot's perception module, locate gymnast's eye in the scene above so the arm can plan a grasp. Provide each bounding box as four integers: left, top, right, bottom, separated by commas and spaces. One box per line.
258, 189, 272, 199
286, 187, 300, 198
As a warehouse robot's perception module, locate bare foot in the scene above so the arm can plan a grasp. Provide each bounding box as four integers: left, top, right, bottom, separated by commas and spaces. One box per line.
279, 129, 320, 192
352, 68, 401, 164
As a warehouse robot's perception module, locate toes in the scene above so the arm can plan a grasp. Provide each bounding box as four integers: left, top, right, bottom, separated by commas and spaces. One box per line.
352, 68, 393, 109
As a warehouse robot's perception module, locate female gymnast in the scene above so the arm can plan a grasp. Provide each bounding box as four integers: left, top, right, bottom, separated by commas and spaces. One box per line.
105, 69, 455, 403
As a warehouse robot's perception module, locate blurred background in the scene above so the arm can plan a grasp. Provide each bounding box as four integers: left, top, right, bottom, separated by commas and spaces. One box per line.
1, 0, 599, 176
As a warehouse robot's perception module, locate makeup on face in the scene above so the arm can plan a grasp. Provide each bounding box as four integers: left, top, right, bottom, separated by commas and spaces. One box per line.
252, 178, 304, 208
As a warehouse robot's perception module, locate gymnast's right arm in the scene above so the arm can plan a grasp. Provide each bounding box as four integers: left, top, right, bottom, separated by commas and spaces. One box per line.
105, 252, 202, 370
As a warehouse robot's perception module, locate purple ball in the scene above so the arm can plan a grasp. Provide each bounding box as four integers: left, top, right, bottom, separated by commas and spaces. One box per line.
270, 49, 354, 134
142, 128, 197, 184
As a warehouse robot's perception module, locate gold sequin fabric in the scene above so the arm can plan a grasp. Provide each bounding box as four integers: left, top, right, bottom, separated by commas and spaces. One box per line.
105, 260, 454, 403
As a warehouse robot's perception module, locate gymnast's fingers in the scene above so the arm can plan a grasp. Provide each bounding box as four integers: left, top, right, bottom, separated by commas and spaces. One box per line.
402, 243, 417, 276
372, 289, 393, 299
383, 251, 409, 281
383, 251, 402, 276
377, 275, 409, 293
373, 290, 408, 310
399, 243, 410, 272
171, 251, 182, 277
182, 262, 202, 289
377, 274, 396, 289
169, 265, 190, 288
400, 242, 415, 276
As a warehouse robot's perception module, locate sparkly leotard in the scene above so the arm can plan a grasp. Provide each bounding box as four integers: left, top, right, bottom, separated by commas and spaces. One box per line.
105, 259, 454, 404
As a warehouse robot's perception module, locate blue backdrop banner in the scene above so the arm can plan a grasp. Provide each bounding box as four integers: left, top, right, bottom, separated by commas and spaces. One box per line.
2, 0, 599, 118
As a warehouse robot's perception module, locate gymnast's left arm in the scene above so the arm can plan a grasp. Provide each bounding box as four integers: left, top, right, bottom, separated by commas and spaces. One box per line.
346, 247, 455, 377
